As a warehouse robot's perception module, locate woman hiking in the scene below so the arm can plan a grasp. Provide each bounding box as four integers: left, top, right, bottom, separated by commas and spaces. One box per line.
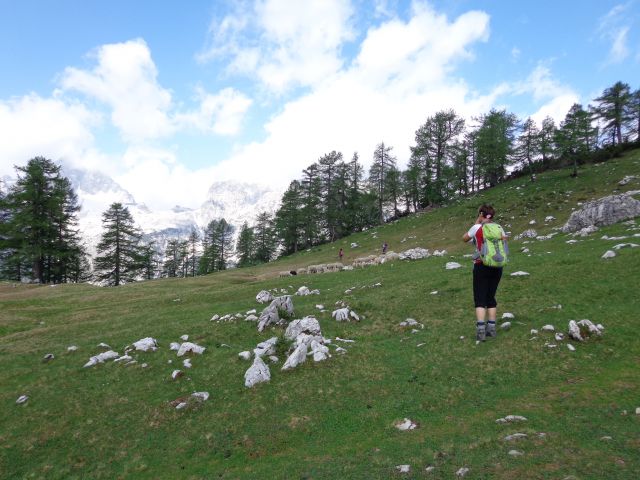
462, 204, 508, 342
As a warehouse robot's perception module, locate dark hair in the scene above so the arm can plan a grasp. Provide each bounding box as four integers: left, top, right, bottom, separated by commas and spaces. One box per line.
478, 204, 496, 219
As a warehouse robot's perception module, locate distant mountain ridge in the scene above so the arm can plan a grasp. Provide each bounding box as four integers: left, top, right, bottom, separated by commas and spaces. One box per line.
60, 166, 282, 256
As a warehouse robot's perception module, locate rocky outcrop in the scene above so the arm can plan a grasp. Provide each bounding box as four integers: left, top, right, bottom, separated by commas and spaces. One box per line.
562, 193, 640, 233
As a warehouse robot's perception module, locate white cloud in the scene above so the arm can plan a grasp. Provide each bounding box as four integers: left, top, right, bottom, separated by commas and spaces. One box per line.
60, 39, 175, 142
0, 93, 106, 177
207, 3, 494, 185
198, 0, 356, 93
597, 2, 633, 64
511, 46, 521, 60
177, 87, 253, 135
116, 146, 216, 209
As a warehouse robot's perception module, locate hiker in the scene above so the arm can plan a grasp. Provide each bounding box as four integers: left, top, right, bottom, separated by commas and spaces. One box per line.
382, 241, 388, 254
339, 248, 344, 261
462, 204, 508, 341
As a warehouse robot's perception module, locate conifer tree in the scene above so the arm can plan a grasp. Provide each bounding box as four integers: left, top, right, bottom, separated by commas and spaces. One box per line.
2, 157, 83, 283
300, 164, 322, 247
474, 109, 518, 187
538, 116, 556, 163
555, 104, 598, 176
275, 181, 304, 254
213, 219, 234, 270
514, 118, 541, 182
235, 222, 256, 267
186, 228, 200, 277
94, 202, 144, 286
594, 81, 632, 145
369, 142, 396, 223
253, 212, 276, 263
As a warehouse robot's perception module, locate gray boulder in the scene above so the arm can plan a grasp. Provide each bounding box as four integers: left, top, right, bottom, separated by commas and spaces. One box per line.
244, 355, 271, 387
285, 316, 321, 340
562, 193, 640, 233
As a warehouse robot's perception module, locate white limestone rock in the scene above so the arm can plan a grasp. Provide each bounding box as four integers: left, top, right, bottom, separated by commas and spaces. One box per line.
245, 314, 258, 322
545, 216, 556, 222
191, 391, 209, 402
567, 344, 576, 352
332, 307, 350, 322
396, 465, 411, 473
541, 324, 555, 332
113, 355, 133, 363
282, 342, 309, 370
576, 319, 603, 338
504, 433, 528, 441
399, 318, 423, 328
271, 295, 295, 317
16, 395, 28, 405
568, 320, 582, 341
285, 317, 321, 340
177, 342, 205, 356
496, 415, 527, 424
210, 314, 219, 321
602, 250, 616, 259
310, 339, 330, 362
97, 342, 111, 349
171, 369, 183, 380
445, 262, 462, 270
244, 355, 271, 387
508, 450, 524, 457
133, 337, 158, 352
501, 322, 512, 330
67, 345, 78, 352
256, 290, 274, 304
502, 312, 515, 319
456, 467, 470, 477
238, 351, 252, 361
83, 350, 119, 368
395, 418, 418, 431
169, 342, 181, 351
514, 229, 537, 240
295, 286, 311, 296
562, 193, 640, 233
530, 329, 538, 335
254, 337, 278, 357
510, 271, 530, 276
42, 353, 55, 362
257, 305, 280, 332
183, 359, 192, 369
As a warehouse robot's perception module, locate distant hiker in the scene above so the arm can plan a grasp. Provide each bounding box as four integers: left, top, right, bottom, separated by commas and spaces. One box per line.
462, 204, 509, 342
382, 241, 388, 254
339, 248, 344, 261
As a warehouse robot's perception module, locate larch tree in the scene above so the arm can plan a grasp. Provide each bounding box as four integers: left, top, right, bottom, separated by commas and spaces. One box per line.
594, 81, 632, 145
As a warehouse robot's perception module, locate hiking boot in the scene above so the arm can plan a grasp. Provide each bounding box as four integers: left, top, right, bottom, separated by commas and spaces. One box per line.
486, 322, 497, 338
476, 323, 486, 342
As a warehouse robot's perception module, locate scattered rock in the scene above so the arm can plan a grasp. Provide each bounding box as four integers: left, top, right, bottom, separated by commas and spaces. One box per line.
399, 318, 423, 328
180, 334, 189, 341
508, 449, 524, 457
504, 433, 527, 441
16, 395, 28, 405
502, 312, 515, 319
619, 175, 636, 186
545, 216, 556, 222
244, 355, 271, 387
394, 418, 418, 431
245, 314, 258, 322
612, 242, 639, 250
133, 337, 158, 352
257, 305, 280, 332
396, 465, 411, 473
425, 466, 435, 473
456, 467, 470, 477
285, 317, 321, 340
445, 262, 462, 270
496, 415, 527, 424
114, 355, 133, 363
530, 329, 538, 335
42, 353, 55, 362
430, 290, 438, 295
600, 436, 612, 441
541, 325, 555, 332
555, 333, 565, 342
510, 271, 530, 276
602, 250, 616, 259
191, 391, 209, 402
97, 342, 111, 350
238, 351, 251, 361
399, 248, 430, 260
332, 307, 359, 322
83, 350, 119, 368
67, 345, 78, 352
177, 342, 205, 356
562, 193, 640, 233
514, 229, 537, 240
210, 314, 219, 321
175, 402, 188, 410
500, 322, 511, 330
256, 290, 274, 304
171, 370, 183, 380
281, 342, 308, 371
169, 342, 181, 351
567, 344, 576, 352
254, 337, 278, 357
183, 359, 192, 369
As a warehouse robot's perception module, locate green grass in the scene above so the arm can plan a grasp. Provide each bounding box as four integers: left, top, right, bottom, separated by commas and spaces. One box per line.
1, 153, 640, 479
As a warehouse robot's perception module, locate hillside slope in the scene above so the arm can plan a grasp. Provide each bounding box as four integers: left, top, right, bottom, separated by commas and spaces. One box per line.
1, 152, 639, 479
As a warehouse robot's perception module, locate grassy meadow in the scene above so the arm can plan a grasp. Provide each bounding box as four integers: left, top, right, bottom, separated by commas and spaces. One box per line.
1, 152, 640, 479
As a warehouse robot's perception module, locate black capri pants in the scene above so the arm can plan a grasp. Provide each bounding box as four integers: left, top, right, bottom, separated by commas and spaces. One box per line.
473, 263, 503, 308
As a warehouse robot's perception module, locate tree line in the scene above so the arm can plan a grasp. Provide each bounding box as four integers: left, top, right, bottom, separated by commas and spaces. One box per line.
1, 81, 638, 284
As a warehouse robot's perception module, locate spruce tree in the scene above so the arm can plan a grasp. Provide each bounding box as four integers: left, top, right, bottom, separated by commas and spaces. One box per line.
555, 104, 598, 177
538, 116, 556, 163
474, 109, 518, 187
94, 202, 143, 286
369, 142, 396, 223
253, 212, 276, 263
275, 181, 304, 254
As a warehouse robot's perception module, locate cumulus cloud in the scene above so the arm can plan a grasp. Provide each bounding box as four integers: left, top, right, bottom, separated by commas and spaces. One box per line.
207, 2, 494, 185
597, 2, 633, 65
198, 0, 356, 93
0, 93, 105, 177
176, 87, 253, 135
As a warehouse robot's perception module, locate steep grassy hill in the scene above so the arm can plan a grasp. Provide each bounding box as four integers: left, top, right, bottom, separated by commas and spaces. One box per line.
1, 152, 639, 479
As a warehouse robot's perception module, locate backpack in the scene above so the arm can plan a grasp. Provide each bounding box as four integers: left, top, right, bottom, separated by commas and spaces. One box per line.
480, 223, 508, 268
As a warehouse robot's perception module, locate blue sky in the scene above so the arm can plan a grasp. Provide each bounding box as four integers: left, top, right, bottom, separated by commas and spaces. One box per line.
1, 0, 638, 209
